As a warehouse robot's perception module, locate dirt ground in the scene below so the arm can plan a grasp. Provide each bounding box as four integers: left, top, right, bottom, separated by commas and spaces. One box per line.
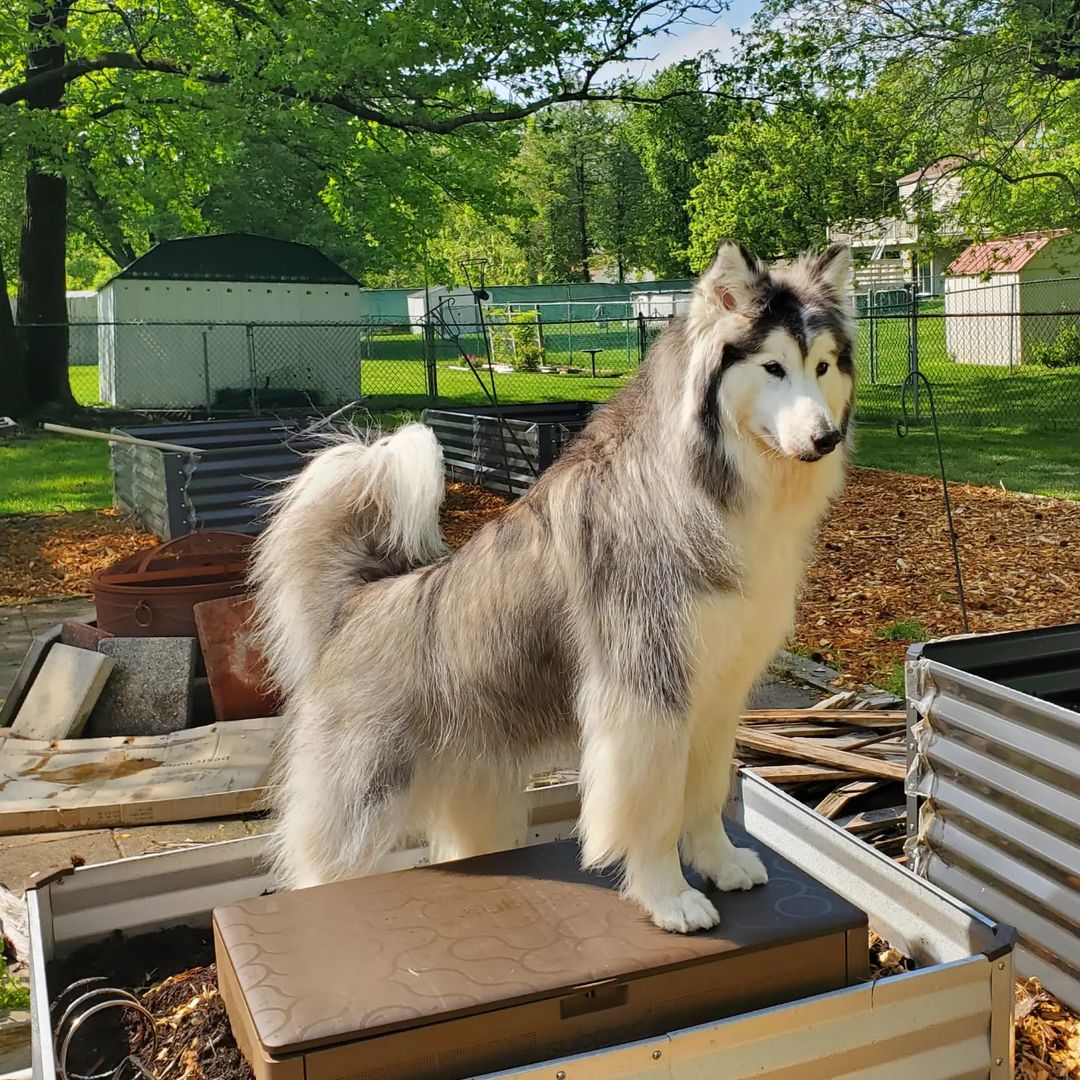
2, 471, 1078, 687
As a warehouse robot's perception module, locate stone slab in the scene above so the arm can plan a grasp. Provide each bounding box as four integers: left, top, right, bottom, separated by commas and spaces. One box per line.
10, 643, 114, 740
85, 636, 196, 737
0, 625, 60, 728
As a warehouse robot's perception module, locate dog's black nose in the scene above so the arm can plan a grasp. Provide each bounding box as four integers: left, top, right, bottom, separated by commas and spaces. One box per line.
813, 429, 842, 456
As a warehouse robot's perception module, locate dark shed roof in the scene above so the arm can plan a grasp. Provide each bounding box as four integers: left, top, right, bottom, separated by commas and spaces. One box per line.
109, 234, 359, 285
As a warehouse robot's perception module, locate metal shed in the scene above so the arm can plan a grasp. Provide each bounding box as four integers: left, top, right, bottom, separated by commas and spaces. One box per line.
96, 234, 363, 409
943, 230, 1080, 365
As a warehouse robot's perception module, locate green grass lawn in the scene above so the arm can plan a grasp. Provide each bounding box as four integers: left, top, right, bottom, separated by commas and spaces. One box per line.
8, 351, 1068, 520
0, 434, 113, 514
854, 422, 1080, 499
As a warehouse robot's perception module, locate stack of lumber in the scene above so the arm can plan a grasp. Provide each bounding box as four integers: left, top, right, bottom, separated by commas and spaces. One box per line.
736, 692, 908, 859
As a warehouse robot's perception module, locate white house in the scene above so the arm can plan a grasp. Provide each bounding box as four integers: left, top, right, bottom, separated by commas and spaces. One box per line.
827, 159, 967, 295
97, 234, 362, 409
944, 230, 1080, 366
630, 290, 693, 319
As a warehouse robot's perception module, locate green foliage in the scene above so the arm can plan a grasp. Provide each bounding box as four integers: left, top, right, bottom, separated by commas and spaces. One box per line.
688, 92, 937, 263
0, 433, 112, 514
487, 308, 544, 370
875, 620, 930, 642
0, 958, 29, 1013
1028, 321, 1080, 367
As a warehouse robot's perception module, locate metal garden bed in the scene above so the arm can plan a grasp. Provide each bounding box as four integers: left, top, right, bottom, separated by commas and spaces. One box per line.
109, 418, 318, 539
28, 772, 1015, 1079
906, 624, 1080, 1010
422, 402, 593, 497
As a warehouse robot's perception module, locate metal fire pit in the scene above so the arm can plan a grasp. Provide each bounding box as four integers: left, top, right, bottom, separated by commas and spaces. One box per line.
92, 532, 253, 638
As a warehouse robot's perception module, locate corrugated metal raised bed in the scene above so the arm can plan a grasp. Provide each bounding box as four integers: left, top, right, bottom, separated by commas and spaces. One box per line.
110, 418, 317, 539
906, 624, 1080, 1010
423, 402, 593, 496
28, 773, 1015, 1079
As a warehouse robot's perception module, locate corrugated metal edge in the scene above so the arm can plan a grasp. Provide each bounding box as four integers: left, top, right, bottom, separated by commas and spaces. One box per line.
907, 646, 1080, 1011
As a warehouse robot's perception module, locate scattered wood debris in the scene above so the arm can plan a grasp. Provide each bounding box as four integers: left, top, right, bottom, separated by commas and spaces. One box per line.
128, 965, 252, 1080
736, 707, 908, 856
1015, 977, 1080, 1080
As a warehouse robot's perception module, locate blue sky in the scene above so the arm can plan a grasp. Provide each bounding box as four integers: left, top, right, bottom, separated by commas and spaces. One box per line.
610, 0, 759, 81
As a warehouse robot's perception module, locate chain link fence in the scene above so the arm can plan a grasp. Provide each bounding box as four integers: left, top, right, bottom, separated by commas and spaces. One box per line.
25, 283, 1080, 430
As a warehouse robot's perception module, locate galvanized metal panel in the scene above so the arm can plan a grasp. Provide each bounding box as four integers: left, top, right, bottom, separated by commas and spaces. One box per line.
108, 419, 313, 538
28, 775, 1013, 1080
907, 642, 1080, 1011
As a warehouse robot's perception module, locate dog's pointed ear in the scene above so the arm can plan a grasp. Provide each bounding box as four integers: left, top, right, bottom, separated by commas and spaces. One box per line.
696, 240, 763, 314
812, 244, 851, 300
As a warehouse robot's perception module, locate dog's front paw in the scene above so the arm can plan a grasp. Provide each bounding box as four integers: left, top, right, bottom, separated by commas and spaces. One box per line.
708, 846, 769, 892
644, 888, 721, 933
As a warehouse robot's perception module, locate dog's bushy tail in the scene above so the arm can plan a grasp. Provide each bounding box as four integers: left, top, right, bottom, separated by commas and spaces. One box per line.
251, 423, 446, 697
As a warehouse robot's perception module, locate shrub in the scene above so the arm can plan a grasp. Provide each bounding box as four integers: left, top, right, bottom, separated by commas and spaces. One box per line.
1028, 321, 1080, 368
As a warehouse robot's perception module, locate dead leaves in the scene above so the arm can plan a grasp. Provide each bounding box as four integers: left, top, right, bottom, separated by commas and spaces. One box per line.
1015, 977, 1080, 1079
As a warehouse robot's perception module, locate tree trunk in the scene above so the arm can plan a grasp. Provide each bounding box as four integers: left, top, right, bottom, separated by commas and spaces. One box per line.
574, 160, 591, 283
0, 252, 30, 419
16, 0, 76, 415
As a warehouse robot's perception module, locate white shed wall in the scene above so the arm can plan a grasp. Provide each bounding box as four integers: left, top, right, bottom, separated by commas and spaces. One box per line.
97, 279, 361, 408
631, 290, 693, 318
944, 274, 1019, 366
8, 292, 100, 365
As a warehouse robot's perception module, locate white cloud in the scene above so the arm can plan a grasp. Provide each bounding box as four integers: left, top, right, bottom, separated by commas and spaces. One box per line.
603, 21, 740, 82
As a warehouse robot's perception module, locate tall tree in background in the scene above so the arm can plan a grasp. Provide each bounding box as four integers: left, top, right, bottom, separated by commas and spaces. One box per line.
626, 61, 739, 276
741, 0, 1080, 237
592, 116, 651, 281
687, 92, 938, 263
0, 0, 724, 417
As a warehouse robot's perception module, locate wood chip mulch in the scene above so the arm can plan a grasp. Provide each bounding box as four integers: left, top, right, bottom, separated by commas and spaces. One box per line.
0, 509, 156, 606
2, 470, 1078, 688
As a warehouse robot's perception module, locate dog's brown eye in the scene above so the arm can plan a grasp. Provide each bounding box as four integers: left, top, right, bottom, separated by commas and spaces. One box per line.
763, 362, 785, 378
816, 361, 829, 377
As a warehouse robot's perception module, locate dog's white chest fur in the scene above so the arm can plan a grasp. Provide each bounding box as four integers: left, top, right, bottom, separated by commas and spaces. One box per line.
688, 457, 842, 720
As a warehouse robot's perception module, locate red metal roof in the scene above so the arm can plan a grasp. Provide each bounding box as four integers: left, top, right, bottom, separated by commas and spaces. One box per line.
896, 158, 967, 185
947, 230, 1070, 276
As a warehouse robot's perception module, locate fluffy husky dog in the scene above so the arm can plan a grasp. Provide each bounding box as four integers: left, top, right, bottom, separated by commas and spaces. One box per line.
252, 241, 855, 933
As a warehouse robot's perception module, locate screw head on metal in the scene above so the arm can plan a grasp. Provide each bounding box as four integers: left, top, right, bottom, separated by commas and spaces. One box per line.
652, 1049, 663, 1060
995, 1058, 1003, 1066
556, 1072, 566, 1080
998, 961, 1006, 970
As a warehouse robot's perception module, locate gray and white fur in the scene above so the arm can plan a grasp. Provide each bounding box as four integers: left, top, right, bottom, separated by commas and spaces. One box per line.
251, 241, 856, 932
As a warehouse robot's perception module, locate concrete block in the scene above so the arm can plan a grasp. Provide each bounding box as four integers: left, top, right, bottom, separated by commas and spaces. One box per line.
10, 644, 114, 740
85, 637, 196, 737
0, 626, 61, 728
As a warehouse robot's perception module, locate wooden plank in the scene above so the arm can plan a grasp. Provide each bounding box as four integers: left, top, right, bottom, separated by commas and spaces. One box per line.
740, 709, 904, 728
0, 716, 280, 834
735, 727, 906, 782
815, 780, 883, 820
748, 765, 860, 784
836, 805, 907, 834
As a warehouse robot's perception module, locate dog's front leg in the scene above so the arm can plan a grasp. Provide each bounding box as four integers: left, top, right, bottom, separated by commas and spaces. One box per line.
681, 702, 769, 891
577, 677, 720, 933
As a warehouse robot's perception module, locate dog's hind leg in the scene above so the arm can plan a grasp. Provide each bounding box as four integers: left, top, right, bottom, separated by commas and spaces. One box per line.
270, 709, 417, 889
681, 688, 768, 892
426, 764, 528, 864
577, 676, 720, 934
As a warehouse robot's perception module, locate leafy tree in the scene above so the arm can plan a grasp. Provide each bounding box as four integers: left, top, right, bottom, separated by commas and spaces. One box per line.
740, 0, 1080, 240
625, 61, 741, 276
591, 115, 651, 282
0, 0, 724, 416
687, 92, 937, 264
